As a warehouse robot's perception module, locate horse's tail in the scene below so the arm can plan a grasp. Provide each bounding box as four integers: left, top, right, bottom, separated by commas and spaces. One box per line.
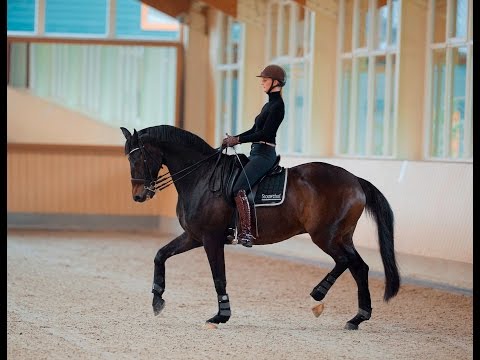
357, 177, 400, 302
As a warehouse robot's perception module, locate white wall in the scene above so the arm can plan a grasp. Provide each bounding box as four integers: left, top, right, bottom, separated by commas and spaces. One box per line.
281, 155, 472, 264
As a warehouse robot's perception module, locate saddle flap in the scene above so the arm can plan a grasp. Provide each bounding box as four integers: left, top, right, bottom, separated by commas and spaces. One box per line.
224, 154, 284, 208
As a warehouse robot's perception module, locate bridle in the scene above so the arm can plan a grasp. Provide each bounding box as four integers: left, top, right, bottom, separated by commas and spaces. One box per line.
127, 137, 224, 195
127, 136, 163, 194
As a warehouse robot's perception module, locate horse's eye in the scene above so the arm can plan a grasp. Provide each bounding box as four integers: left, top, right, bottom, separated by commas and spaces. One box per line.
128, 153, 141, 164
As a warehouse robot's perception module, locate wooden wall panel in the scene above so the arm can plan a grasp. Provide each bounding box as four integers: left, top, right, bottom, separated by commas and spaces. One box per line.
7, 144, 177, 217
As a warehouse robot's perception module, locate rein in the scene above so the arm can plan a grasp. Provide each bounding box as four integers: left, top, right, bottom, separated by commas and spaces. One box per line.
128, 141, 224, 194
152, 149, 223, 193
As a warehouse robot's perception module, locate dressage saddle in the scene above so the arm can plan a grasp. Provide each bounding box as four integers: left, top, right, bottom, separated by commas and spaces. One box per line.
224, 154, 283, 207
223, 154, 284, 243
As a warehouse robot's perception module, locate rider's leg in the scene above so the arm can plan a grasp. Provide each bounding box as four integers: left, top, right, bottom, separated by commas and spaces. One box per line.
232, 143, 277, 247
234, 189, 255, 247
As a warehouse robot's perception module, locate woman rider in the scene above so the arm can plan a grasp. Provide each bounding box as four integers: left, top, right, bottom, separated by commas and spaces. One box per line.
222, 64, 286, 247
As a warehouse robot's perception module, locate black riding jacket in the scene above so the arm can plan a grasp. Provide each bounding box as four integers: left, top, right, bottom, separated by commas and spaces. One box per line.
235, 91, 285, 145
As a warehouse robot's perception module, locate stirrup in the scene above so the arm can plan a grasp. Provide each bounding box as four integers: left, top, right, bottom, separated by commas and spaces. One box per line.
238, 233, 254, 247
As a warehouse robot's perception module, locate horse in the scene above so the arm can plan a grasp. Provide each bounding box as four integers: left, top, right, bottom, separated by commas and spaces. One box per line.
120, 125, 400, 330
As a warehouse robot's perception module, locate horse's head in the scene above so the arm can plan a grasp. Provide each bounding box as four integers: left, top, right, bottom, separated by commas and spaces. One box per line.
121, 127, 164, 202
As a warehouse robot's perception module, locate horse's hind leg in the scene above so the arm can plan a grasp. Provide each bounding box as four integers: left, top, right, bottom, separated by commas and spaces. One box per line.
309, 231, 350, 305
309, 248, 349, 303
310, 230, 373, 330
152, 231, 202, 316
343, 245, 372, 330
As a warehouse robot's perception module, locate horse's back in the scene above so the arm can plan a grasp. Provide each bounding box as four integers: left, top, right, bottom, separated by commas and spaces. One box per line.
289, 161, 361, 188
252, 161, 366, 243
285, 161, 366, 224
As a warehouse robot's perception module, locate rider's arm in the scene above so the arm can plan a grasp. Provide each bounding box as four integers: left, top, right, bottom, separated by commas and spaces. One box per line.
237, 104, 284, 144
234, 124, 256, 140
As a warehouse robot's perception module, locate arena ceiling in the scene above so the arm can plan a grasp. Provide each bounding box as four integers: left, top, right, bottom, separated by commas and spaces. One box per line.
140, 0, 340, 25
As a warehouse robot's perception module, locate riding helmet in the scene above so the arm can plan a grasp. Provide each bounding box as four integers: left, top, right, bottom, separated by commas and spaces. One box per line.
256, 64, 287, 86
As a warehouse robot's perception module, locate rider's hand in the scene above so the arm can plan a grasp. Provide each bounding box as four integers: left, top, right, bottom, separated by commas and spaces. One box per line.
222, 134, 240, 148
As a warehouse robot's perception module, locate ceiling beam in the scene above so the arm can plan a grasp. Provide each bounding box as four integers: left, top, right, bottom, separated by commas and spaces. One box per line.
140, 0, 192, 20
293, 0, 307, 5
201, 0, 237, 18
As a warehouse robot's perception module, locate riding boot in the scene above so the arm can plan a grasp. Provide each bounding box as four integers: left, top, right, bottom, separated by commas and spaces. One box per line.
234, 189, 255, 247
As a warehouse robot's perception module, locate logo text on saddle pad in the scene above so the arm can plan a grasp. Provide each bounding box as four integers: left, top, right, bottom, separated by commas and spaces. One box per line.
253, 168, 288, 207
262, 193, 282, 200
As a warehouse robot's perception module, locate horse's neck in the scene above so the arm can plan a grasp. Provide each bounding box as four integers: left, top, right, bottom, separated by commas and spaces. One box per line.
163, 145, 210, 173
163, 145, 215, 195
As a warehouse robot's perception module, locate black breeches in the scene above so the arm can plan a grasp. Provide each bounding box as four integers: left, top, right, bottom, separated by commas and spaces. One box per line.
233, 143, 277, 195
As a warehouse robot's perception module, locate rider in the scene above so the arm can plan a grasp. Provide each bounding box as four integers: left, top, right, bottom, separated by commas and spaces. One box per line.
222, 64, 286, 247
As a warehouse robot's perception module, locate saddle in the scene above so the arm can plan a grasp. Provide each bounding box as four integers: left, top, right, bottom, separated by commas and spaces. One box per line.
223, 154, 288, 242
224, 154, 285, 207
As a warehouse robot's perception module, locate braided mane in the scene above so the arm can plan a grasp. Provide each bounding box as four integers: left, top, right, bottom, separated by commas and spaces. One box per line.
139, 125, 216, 155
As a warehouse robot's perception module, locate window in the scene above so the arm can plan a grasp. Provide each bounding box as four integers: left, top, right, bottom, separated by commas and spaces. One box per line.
9, 42, 178, 129
266, 0, 315, 155
45, 0, 108, 36
7, 0, 181, 41
7, 0, 36, 33
214, 13, 244, 142
116, 0, 181, 40
336, 0, 400, 157
7, 0, 182, 130
425, 0, 472, 160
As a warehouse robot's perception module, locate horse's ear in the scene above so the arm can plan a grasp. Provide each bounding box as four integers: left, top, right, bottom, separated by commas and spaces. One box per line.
120, 127, 131, 140
132, 129, 139, 143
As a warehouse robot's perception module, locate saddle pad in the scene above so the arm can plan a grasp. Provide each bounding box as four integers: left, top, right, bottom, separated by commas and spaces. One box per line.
254, 168, 288, 207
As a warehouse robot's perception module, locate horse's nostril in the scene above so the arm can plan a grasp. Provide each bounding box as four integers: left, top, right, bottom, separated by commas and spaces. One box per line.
134, 195, 142, 201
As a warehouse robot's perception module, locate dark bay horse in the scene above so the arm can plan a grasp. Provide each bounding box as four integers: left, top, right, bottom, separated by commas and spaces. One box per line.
120, 125, 400, 330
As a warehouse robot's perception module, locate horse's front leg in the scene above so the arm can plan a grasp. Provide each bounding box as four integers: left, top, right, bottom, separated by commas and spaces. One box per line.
152, 231, 202, 316
203, 234, 231, 326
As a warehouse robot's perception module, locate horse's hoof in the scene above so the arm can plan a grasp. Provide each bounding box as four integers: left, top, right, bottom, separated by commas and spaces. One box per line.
226, 235, 237, 245
311, 303, 325, 317
152, 297, 165, 316
203, 322, 218, 330
344, 322, 358, 330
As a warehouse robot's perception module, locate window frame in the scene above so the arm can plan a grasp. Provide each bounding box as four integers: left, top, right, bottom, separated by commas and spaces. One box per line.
213, 13, 245, 143
266, 0, 315, 155
423, 0, 472, 162
335, 0, 401, 158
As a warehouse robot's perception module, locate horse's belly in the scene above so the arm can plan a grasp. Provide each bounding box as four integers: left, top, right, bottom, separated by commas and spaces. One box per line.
254, 206, 305, 244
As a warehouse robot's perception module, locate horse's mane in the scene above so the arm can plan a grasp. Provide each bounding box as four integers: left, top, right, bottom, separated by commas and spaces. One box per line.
139, 125, 216, 155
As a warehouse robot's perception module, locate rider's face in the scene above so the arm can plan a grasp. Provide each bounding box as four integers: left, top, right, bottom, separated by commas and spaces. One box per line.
260, 77, 273, 93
